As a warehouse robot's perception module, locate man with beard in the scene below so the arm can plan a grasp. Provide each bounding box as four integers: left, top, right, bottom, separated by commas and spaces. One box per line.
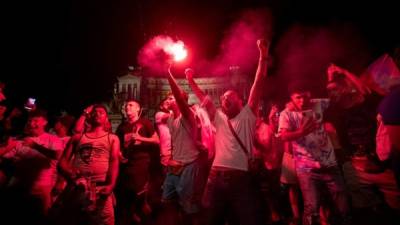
56, 104, 120, 225
199, 39, 269, 225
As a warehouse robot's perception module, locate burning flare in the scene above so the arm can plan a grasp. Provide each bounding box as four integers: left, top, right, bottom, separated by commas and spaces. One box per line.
155, 37, 187, 62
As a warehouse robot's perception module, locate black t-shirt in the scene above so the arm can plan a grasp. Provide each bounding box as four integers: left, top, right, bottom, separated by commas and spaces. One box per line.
379, 86, 400, 125
116, 118, 156, 160
325, 94, 382, 156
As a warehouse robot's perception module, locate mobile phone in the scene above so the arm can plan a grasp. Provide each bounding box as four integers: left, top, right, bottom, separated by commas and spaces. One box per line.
24, 97, 36, 110
28, 98, 36, 105
302, 110, 313, 119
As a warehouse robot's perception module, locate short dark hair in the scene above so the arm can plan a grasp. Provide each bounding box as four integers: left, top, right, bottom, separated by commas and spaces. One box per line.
288, 81, 310, 95
165, 91, 188, 103
125, 98, 141, 105
92, 104, 108, 114
28, 108, 48, 120
158, 96, 169, 109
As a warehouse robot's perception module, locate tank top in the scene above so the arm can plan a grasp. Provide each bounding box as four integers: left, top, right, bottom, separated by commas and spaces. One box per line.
72, 133, 111, 182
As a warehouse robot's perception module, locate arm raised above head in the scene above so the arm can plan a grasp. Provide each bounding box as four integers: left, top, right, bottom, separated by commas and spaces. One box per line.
327, 63, 371, 95
166, 65, 196, 125
248, 39, 270, 115
185, 68, 216, 121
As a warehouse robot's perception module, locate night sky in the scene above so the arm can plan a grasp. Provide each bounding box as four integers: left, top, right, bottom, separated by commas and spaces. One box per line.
3, 0, 399, 116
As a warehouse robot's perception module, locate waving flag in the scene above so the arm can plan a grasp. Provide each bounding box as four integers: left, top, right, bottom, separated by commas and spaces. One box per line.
361, 54, 400, 95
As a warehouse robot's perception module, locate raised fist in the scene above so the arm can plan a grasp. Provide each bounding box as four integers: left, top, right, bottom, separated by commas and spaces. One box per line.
257, 39, 270, 56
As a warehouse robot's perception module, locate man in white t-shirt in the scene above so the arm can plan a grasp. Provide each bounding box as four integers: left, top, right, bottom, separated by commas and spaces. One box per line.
188, 39, 269, 225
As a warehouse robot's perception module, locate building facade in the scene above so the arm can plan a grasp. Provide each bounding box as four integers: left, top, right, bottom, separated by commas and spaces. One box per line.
108, 66, 250, 132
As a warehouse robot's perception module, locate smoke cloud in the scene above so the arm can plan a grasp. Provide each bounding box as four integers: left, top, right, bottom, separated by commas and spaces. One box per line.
137, 9, 273, 77
138, 35, 184, 75
137, 9, 372, 102
272, 23, 371, 97
198, 8, 273, 76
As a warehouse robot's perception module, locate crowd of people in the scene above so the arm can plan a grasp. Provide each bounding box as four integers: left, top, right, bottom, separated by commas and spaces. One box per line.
0, 39, 399, 225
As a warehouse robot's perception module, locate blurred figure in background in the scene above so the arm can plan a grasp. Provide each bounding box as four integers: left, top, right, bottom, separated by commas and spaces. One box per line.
0, 109, 63, 225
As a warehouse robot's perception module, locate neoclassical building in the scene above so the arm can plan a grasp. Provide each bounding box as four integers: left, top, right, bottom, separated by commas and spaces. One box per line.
108, 66, 251, 131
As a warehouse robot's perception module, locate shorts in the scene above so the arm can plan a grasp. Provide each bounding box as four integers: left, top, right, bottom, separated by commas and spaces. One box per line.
162, 158, 207, 214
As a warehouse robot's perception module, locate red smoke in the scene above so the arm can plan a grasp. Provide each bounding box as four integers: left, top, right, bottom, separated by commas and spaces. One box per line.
138, 35, 188, 75
198, 9, 273, 77
137, 9, 273, 77
273, 23, 371, 97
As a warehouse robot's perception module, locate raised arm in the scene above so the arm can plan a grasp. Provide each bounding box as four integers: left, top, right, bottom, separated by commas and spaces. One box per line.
185, 68, 217, 120
167, 65, 196, 124
248, 39, 270, 114
327, 64, 371, 95
73, 105, 93, 134
185, 68, 206, 102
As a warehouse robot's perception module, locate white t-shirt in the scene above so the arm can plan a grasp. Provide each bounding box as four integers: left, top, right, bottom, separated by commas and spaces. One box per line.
278, 99, 337, 171
155, 111, 171, 166
4, 133, 63, 190
212, 105, 256, 171
167, 113, 199, 164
